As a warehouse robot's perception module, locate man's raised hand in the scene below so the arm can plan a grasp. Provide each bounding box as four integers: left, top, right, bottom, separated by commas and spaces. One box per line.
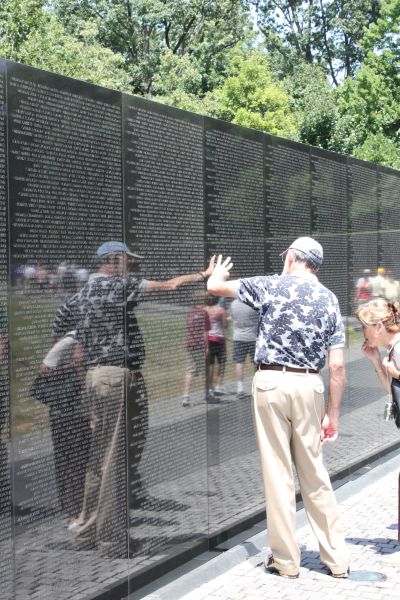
211, 255, 233, 281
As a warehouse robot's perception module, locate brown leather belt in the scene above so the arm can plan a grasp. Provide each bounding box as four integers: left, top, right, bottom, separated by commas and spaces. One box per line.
259, 364, 318, 374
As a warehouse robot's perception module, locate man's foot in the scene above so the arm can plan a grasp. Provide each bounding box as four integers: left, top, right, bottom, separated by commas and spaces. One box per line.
214, 384, 226, 395
329, 568, 350, 578
264, 553, 299, 579
237, 390, 246, 399
182, 395, 190, 407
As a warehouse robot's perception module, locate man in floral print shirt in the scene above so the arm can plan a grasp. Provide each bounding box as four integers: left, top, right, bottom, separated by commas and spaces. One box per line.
55, 241, 214, 559
207, 237, 350, 580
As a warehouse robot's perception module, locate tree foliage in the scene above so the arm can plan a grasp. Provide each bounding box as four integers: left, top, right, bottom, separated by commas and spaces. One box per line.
254, 0, 380, 83
52, 0, 252, 95
329, 0, 400, 164
209, 50, 296, 136
0, 0, 398, 168
0, 0, 131, 90
284, 62, 338, 146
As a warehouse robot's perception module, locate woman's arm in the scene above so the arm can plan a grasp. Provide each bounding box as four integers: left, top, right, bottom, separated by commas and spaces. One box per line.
363, 342, 390, 392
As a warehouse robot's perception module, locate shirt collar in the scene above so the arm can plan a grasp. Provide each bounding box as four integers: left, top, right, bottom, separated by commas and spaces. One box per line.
288, 269, 318, 281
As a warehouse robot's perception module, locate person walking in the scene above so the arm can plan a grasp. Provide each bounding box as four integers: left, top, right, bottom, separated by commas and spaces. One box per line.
207, 237, 350, 579
204, 293, 227, 400
230, 298, 258, 397
182, 291, 211, 407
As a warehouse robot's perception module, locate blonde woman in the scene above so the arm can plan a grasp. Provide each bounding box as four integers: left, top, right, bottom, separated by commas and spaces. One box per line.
355, 298, 400, 567
356, 299, 400, 390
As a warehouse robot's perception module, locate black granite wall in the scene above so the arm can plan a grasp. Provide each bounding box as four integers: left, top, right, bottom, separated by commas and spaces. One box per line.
0, 58, 399, 600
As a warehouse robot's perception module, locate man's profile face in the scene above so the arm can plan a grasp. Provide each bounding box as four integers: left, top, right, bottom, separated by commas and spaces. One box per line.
107, 252, 128, 276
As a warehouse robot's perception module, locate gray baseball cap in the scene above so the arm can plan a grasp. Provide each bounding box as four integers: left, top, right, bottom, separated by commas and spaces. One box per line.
282, 236, 323, 266
96, 241, 143, 259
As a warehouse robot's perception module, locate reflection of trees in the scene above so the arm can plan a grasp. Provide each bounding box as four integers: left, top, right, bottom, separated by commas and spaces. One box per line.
280, 173, 310, 210
379, 170, 400, 230
206, 135, 264, 235
311, 155, 347, 235
349, 190, 378, 224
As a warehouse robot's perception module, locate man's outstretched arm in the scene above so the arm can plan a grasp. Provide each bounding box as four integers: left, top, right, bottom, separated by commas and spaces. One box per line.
207, 255, 238, 298
145, 256, 216, 292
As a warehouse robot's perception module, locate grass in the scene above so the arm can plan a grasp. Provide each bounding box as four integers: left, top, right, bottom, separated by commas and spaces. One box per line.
9, 295, 254, 435
11, 293, 359, 435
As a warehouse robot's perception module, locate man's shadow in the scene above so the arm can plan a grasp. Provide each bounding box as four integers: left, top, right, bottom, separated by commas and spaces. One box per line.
299, 549, 330, 575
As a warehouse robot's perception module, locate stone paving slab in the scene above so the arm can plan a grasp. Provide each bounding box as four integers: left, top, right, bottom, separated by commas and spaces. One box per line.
133, 449, 400, 600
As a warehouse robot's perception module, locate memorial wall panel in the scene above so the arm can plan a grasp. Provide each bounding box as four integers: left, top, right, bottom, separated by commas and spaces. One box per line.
204, 119, 264, 533
7, 62, 124, 599
348, 158, 378, 293
0, 59, 13, 600
343, 159, 380, 450
265, 136, 311, 274
378, 166, 400, 278
311, 148, 348, 313
123, 96, 208, 570
205, 119, 265, 278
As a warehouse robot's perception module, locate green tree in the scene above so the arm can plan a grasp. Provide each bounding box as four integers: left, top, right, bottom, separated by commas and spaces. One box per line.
253, 0, 380, 82
284, 62, 338, 147
152, 50, 215, 113
52, 0, 252, 95
0, 0, 131, 90
0, 0, 45, 59
355, 133, 400, 168
330, 0, 400, 166
208, 50, 296, 136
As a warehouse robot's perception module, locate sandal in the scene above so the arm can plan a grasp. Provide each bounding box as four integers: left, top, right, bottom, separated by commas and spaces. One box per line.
264, 553, 299, 579
330, 569, 350, 579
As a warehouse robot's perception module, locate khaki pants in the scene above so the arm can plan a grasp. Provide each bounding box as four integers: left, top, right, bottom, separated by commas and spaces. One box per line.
73, 366, 147, 558
253, 369, 349, 576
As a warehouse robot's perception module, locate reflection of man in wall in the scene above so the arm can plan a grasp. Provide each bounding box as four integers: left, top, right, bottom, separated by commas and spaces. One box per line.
54, 241, 214, 558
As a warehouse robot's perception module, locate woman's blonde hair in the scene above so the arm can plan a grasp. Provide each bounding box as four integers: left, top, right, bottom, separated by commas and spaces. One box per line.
355, 299, 400, 332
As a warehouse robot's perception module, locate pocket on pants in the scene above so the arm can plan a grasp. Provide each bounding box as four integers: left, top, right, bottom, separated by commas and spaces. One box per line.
312, 379, 325, 421
256, 381, 278, 392
312, 381, 324, 395
254, 380, 279, 405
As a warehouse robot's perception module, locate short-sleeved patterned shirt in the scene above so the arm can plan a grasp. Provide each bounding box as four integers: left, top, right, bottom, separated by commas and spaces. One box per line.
237, 273, 345, 371
54, 273, 147, 371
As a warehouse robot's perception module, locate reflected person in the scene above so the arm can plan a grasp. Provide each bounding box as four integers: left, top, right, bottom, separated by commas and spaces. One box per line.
55, 241, 215, 558
182, 291, 211, 407
230, 298, 258, 397
205, 293, 227, 400
30, 332, 90, 529
207, 238, 350, 579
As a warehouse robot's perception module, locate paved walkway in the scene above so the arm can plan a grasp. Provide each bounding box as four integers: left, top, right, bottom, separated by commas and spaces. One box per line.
132, 449, 400, 600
